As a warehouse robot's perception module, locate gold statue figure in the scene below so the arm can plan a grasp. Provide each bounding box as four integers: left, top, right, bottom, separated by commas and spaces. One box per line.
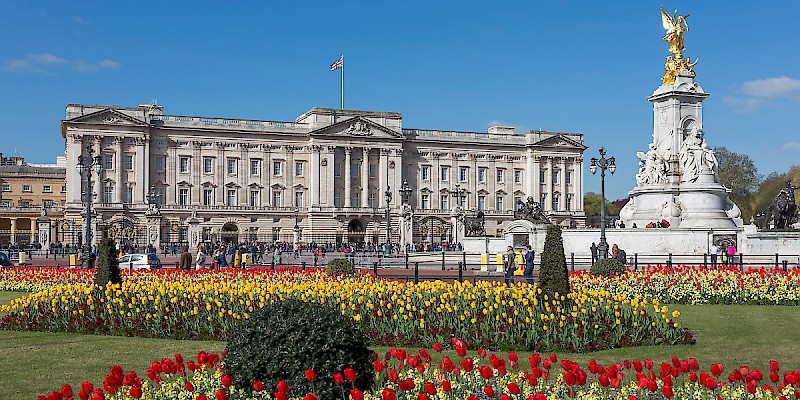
660, 6, 697, 85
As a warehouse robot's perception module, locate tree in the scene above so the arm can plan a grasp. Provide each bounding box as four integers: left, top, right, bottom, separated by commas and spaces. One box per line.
714, 147, 762, 221
95, 237, 122, 287
538, 224, 570, 300
749, 167, 800, 219
584, 192, 625, 216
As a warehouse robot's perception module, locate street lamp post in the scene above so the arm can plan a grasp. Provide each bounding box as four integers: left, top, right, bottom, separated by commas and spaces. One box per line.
384, 185, 392, 256
451, 184, 467, 248
589, 147, 616, 259
76, 146, 103, 268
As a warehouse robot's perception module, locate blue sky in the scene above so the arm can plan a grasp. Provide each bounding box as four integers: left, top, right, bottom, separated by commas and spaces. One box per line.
1, 1, 798, 199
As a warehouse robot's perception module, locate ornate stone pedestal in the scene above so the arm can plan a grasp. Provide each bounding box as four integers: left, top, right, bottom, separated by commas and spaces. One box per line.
620, 72, 742, 229
146, 216, 162, 250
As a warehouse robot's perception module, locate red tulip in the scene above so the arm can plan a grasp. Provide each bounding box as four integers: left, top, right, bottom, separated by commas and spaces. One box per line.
711, 363, 724, 376
303, 395, 318, 400
215, 389, 228, 400
253, 381, 265, 392
381, 388, 396, 400
705, 377, 718, 390
433, 342, 443, 352
129, 387, 142, 399
441, 380, 452, 392
344, 367, 357, 382
185, 382, 195, 392
334, 373, 345, 384
305, 369, 317, 382
196, 395, 208, 400
388, 369, 399, 382
483, 385, 494, 397
770, 360, 779, 372
507, 382, 520, 395
662, 385, 673, 398
418, 394, 430, 400
350, 388, 364, 400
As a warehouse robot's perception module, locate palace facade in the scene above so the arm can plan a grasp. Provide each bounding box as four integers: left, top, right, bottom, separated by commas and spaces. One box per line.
61, 104, 586, 248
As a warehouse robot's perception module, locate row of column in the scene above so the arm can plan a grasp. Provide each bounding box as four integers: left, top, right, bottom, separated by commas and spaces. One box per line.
526, 154, 582, 212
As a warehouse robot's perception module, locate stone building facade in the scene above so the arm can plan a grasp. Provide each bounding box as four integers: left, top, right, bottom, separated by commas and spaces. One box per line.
0, 154, 67, 247
61, 104, 586, 249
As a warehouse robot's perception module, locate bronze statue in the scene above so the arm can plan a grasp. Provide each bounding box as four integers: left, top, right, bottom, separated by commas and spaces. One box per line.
463, 211, 486, 237
660, 6, 698, 84
758, 181, 799, 230
514, 196, 550, 224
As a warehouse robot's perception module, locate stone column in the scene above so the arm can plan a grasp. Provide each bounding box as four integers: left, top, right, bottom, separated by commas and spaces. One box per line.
192, 141, 202, 206
361, 148, 369, 208
344, 147, 352, 208
146, 216, 163, 250
326, 146, 336, 207
310, 145, 321, 209
134, 138, 146, 203
10, 218, 17, 245
286, 146, 295, 205
167, 146, 177, 204
65, 133, 84, 205
263, 144, 272, 207
37, 216, 51, 251
393, 149, 403, 208
545, 157, 553, 211
533, 156, 541, 203
560, 157, 568, 211
91, 138, 103, 203
379, 149, 388, 207
215, 143, 225, 206
143, 135, 151, 202
526, 148, 535, 198
115, 137, 124, 203
575, 157, 584, 211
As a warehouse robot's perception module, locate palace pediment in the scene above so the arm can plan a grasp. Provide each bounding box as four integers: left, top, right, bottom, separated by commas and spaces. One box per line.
309, 117, 403, 140
66, 109, 147, 126
531, 134, 587, 150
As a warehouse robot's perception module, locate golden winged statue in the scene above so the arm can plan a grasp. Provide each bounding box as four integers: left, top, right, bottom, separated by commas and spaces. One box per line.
660, 6, 697, 84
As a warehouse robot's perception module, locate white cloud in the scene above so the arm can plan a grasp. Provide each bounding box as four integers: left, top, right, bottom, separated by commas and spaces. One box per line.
75, 59, 121, 73
2, 53, 120, 74
724, 76, 800, 113
782, 142, 800, 151
741, 77, 800, 99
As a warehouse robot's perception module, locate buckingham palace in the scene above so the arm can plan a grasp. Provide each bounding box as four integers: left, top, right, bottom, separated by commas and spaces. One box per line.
61, 103, 586, 249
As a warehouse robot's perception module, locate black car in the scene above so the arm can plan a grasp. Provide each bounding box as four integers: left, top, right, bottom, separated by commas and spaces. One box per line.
0, 252, 13, 267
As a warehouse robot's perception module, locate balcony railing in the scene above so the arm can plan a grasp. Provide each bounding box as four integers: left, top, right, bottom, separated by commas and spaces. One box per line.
151, 115, 305, 130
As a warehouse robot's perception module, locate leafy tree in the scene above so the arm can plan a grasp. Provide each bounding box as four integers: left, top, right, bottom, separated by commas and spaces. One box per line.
538, 224, 570, 300
714, 146, 762, 221
749, 167, 800, 219
95, 237, 122, 287
584, 192, 624, 216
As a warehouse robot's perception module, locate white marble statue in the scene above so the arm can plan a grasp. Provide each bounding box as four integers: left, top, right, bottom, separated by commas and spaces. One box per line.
635, 144, 668, 185
679, 127, 717, 182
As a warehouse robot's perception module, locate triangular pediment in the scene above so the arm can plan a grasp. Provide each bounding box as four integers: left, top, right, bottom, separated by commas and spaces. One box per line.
309, 117, 403, 140
67, 109, 147, 126
531, 134, 587, 150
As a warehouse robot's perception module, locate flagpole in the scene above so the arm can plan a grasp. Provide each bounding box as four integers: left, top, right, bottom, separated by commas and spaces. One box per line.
340, 55, 344, 110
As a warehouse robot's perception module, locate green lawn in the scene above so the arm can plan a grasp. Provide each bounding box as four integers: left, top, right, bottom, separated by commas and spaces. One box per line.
1, 291, 799, 398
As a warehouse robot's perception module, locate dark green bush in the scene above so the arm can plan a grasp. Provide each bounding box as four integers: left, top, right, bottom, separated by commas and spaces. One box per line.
538, 224, 570, 299
225, 299, 374, 398
590, 258, 626, 277
95, 237, 122, 287
326, 258, 355, 276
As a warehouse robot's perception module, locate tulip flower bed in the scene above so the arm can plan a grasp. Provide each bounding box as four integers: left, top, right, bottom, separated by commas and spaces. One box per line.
0, 268, 690, 351
37, 339, 800, 400
571, 265, 800, 305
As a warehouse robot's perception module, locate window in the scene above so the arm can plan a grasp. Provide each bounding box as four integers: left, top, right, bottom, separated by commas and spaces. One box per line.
334, 192, 342, 208
179, 188, 189, 205
295, 191, 304, 207
154, 188, 164, 205
227, 159, 237, 175
272, 191, 282, 207
351, 163, 360, 177
61, 185, 66, 192
104, 154, 114, 170
179, 157, 189, 173
351, 193, 359, 207
42, 185, 52, 193
478, 168, 487, 183
514, 196, 522, 211
226, 189, 237, 206
440, 166, 450, 182
421, 194, 430, 210
334, 163, 342, 177
496, 169, 505, 183
540, 194, 547, 210
514, 170, 522, 184
20, 200, 31, 207
250, 190, 259, 206
496, 196, 504, 211
203, 158, 213, 174
295, 161, 304, 177
552, 170, 559, 184
459, 167, 468, 182
477, 196, 486, 211
43, 200, 57, 207
2, 184, 10, 192
566, 171, 572, 185
103, 186, 114, 203
203, 189, 214, 206
552, 194, 559, 210
125, 187, 133, 204
421, 165, 430, 181
124, 155, 134, 171
368, 163, 376, 178
440, 196, 449, 210
368, 192, 376, 208
0, 201, 8, 207
155, 156, 166, 173
540, 170, 545, 183
273, 161, 282, 176
566, 195, 572, 210
23, 184, 31, 192
250, 159, 260, 176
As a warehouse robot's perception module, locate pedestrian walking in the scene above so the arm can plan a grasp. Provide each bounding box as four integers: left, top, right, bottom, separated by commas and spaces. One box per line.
179, 246, 192, 271
590, 242, 598, 263
523, 245, 536, 285
504, 246, 516, 288
709, 243, 718, 267
195, 248, 206, 270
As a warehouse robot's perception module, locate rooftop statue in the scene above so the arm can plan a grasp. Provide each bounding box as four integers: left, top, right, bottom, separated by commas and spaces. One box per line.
660, 6, 698, 84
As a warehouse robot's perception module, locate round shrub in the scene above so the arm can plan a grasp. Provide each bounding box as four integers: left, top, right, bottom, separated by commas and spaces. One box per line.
590, 257, 626, 277
95, 237, 122, 287
326, 258, 355, 276
224, 299, 374, 398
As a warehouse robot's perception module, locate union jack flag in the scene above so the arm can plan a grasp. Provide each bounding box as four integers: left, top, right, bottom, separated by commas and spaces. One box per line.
330, 55, 343, 71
